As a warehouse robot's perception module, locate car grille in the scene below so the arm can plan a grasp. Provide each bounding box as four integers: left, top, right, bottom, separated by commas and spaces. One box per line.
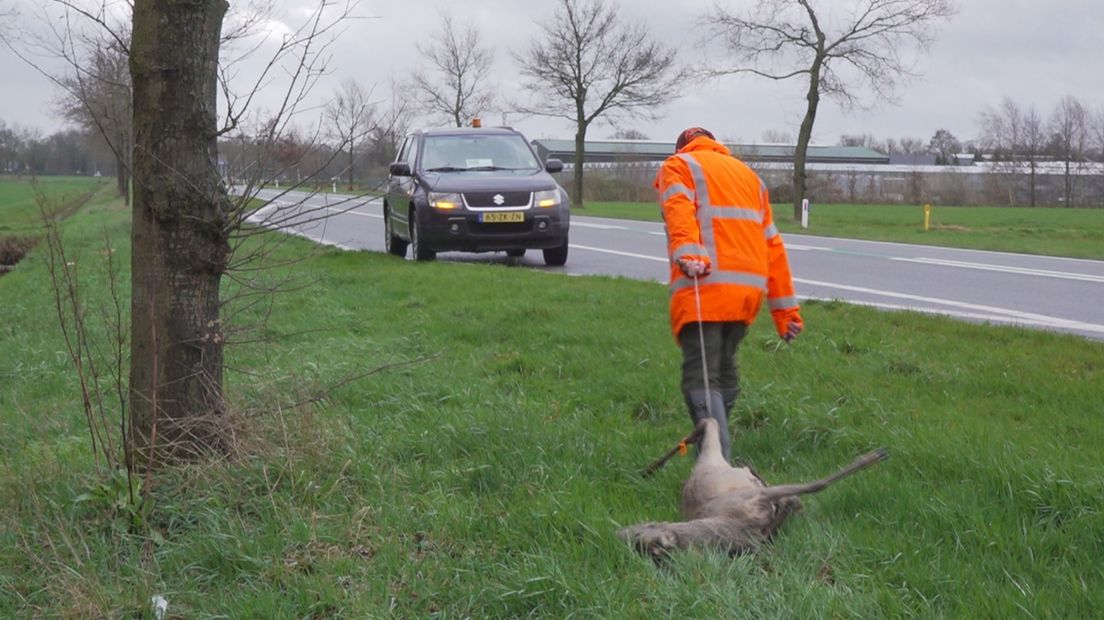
464, 191, 531, 208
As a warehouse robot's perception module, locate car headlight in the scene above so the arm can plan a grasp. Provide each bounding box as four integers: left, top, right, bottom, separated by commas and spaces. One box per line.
429, 192, 463, 210
534, 189, 560, 208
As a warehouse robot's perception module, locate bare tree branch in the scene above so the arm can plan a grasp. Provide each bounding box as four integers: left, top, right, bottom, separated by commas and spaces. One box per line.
513, 0, 688, 208
411, 10, 496, 128
702, 0, 955, 219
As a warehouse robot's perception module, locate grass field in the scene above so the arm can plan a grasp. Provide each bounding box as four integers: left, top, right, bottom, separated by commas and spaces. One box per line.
581, 201, 1104, 260
1, 188, 1102, 617
0, 175, 111, 233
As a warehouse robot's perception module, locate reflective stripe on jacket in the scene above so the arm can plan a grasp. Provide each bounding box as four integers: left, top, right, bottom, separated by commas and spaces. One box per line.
655, 136, 799, 338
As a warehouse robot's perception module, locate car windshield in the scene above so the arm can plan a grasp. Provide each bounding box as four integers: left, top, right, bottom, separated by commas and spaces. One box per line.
421, 134, 541, 173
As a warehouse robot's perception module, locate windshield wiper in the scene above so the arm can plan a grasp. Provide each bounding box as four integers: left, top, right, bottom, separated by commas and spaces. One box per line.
467, 165, 526, 171
425, 166, 468, 172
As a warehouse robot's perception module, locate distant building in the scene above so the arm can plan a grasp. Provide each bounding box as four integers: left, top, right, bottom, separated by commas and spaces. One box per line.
531, 139, 889, 167
889, 153, 938, 166
953, 153, 976, 166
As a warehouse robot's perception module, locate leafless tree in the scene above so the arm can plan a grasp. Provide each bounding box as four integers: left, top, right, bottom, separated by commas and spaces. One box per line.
762, 129, 794, 143
56, 34, 132, 204
608, 128, 651, 140
1022, 105, 1046, 206
5, 0, 368, 467
704, 0, 955, 219
127, 0, 360, 460
1091, 106, 1104, 206
325, 79, 377, 189
514, 0, 686, 208
895, 137, 925, 154
980, 98, 1024, 204
1049, 95, 1088, 207
838, 133, 885, 152
411, 11, 496, 128
1093, 107, 1104, 161
367, 77, 414, 169
0, 121, 21, 173
980, 98, 1046, 206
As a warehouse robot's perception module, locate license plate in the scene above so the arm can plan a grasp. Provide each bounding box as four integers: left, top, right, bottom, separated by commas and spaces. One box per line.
481, 211, 525, 223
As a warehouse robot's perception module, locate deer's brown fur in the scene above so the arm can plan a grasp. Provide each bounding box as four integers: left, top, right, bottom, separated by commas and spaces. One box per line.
619, 418, 887, 558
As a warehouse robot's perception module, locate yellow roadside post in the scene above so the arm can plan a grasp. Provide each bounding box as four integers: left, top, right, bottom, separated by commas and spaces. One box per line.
924, 203, 932, 231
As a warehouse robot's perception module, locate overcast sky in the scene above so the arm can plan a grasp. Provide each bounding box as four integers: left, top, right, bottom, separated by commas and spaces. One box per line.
3, 0, 1103, 146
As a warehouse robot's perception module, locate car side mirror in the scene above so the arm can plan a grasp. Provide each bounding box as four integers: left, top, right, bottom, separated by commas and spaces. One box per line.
389, 162, 412, 177
544, 158, 563, 173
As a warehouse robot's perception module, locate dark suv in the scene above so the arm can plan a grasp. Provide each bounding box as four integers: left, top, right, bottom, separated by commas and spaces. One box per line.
383, 127, 570, 265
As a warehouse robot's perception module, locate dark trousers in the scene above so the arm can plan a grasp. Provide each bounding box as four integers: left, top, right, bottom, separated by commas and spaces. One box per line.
677, 321, 748, 463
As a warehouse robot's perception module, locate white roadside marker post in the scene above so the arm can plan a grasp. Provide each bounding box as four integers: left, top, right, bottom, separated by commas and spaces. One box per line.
801, 198, 809, 229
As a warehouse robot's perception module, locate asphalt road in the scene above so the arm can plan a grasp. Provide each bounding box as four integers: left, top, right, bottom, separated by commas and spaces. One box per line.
250, 188, 1104, 341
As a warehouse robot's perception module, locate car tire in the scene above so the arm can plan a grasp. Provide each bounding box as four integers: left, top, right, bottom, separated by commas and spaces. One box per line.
384, 203, 408, 257
410, 208, 436, 262
542, 237, 568, 266
506, 249, 526, 258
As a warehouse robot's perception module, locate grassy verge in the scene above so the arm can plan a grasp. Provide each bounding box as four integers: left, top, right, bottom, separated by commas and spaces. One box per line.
2, 191, 1102, 617
579, 201, 1104, 260
0, 175, 111, 233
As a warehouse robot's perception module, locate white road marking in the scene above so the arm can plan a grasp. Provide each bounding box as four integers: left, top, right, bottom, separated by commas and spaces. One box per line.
790, 232, 1104, 264
797, 278, 1104, 334
571, 243, 1103, 334
324, 206, 381, 218
573, 221, 629, 230
571, 244, 667, 262
787, 239, 1102, 282
891, 256, 1104, 283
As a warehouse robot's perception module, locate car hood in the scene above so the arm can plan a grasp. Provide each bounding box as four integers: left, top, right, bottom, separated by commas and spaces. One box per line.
419, 170, 558, 193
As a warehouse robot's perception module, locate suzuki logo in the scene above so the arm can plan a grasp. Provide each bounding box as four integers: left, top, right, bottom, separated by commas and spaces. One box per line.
493, 194, 505, 205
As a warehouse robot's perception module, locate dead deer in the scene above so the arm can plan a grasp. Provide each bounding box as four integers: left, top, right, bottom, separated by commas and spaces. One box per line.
619, 418, 887, 558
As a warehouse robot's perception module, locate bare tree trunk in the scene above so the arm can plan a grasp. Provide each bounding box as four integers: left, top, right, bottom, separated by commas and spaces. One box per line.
1065, 159, 1072, 207
129, 0, 230, 458
792, 60, 821, 220
572, 123, 587, 209
115, 152, 129, 207
347, 142, 355, 189
1029, 162, 1036, 207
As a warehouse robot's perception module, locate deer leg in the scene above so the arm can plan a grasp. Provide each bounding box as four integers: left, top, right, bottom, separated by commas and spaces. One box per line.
760, 449, 888, 502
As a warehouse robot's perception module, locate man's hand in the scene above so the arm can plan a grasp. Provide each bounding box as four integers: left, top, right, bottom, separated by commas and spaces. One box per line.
782, 320, 803, 343
772, 309, 803, 343
676, 258, 711, 278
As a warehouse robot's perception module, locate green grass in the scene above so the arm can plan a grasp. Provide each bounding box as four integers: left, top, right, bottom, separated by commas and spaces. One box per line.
2, 189, 1103, 617
580, 201, 1104, 260
0, 176, 111, 233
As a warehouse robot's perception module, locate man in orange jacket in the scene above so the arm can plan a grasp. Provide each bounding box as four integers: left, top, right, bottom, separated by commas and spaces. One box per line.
656, 127, 803, 463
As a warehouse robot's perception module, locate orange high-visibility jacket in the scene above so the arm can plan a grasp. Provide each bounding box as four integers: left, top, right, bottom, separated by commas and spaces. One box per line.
655, 136, 800, 338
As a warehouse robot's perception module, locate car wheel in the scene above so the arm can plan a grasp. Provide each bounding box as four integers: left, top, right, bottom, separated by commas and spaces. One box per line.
384, 203, 408, 257
506, 249, 526, 258
543, 237, 568, 266
410, 208, 436, 262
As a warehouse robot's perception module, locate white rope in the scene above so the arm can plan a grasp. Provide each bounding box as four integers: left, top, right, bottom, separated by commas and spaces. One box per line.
692, 273, 713, 419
